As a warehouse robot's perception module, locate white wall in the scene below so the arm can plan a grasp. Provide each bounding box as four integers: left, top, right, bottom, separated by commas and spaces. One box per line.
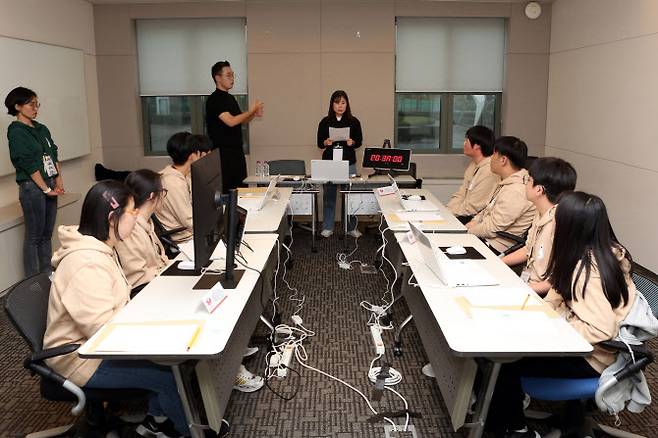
0, 0, 103, 291
546, 0, 658, 271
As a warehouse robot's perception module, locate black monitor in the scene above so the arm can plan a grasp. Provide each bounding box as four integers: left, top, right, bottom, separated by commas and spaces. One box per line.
218, 189, 246, 289
190, 149, 224, 274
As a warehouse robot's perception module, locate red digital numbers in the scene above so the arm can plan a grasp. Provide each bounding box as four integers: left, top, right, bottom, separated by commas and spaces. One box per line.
370, 154, 381, 161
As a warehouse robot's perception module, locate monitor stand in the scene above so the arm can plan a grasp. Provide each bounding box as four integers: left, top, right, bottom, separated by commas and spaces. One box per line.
192, 269, 245, 290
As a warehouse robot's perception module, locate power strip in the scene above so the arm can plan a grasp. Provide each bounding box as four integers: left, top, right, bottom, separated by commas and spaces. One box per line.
276, 344, 295, 378
370, 325, 385, 355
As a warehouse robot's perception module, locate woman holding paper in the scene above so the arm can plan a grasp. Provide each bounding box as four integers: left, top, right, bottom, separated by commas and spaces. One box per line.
485, 191, 639, 438
43, 181, 229, 437
316, 90, 363, 237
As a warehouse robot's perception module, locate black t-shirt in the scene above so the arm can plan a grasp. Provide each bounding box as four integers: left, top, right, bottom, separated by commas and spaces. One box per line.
206, 89, 243, 150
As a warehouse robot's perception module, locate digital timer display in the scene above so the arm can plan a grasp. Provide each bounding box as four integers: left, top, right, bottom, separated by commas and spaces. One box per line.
362, 148, 411, 171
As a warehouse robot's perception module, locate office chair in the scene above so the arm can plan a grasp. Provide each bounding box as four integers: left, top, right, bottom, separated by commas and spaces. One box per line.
94, 163, 131, 182
267, 159, 306, 177
4, 273, 149, 438
521, 262, 658, 438
389, 162, 422, 188
151, 214, 185, 260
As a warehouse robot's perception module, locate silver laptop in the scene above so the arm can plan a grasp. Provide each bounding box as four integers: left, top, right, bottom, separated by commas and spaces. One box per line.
387, 175, 438, 212
311, 160, 349, 182
255, 175, 280, 211
408, 222, 498, 287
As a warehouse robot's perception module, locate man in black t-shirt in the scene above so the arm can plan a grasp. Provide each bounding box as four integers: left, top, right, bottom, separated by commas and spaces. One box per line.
206, 60, 264, 192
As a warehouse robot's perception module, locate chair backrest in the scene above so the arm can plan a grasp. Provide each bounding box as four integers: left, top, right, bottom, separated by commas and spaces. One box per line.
267, 160, 306, 176
632, 262, 658, 317
389, 162, 417, 179
4, 273, 52, 353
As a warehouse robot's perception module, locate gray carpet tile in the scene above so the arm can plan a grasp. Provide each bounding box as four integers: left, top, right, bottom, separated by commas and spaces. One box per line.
2, 228, 658, 437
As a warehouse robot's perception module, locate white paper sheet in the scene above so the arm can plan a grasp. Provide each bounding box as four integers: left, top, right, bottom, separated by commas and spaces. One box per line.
393, 211, 444, 222
461, 287, 538, 308
94, 322, 201, 353
329, 127, 350, 141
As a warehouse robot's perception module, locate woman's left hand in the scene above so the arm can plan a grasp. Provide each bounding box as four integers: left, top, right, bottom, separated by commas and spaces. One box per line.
55, 176, 65, 194
347, 138, 355, 146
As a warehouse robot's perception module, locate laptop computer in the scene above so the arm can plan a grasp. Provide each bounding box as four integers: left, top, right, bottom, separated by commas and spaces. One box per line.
386, 175, 438, 212
408, 222, 498, 287
311, 160, 349, 182
240, 176, 280, 212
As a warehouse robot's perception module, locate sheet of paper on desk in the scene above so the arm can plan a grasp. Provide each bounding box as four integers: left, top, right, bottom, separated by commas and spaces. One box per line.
93, 322, 201, 353
329, 127, 350, 141
393, 211, 443, 222
238, 197, 264, 212
176, 241, 226, 261
461, 287, 538, 307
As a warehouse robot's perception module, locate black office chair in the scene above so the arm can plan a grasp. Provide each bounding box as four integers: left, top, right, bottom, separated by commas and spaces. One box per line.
388, 162, 422, 188
4, 273, 149, 438
151, 214, 185, 260
267, 159, 306, 177
94, 163, 131, 182
521, 262, 658, 437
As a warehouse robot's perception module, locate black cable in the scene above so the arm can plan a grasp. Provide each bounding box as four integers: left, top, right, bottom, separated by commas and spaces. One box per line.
264, 364, 301, 401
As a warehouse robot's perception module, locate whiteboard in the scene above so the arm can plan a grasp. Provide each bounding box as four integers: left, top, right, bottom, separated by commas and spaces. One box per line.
0, 36, 91, 177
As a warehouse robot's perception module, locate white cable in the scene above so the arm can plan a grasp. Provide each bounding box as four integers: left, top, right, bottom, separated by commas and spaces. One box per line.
385, 386, 410, 431
293, 346, 398, 431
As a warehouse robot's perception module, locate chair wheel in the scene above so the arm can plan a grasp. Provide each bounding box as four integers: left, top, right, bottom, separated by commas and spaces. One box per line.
393, 346, 403, 357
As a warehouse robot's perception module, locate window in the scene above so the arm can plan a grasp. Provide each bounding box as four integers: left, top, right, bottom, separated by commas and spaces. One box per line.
136, 18, 248, 155
395, 18, 505, 153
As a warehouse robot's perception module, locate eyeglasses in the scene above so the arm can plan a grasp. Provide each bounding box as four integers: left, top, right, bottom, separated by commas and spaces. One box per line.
24, 100, 40, 108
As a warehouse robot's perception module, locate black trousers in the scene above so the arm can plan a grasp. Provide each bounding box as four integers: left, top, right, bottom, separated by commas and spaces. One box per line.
485, 356, 599, 435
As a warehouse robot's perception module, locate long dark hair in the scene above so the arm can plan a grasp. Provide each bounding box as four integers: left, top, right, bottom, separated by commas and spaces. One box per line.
124, 169, 163, 208
79, 180, 133, 242
546, 191, 631, 308
327, 90, 353, 120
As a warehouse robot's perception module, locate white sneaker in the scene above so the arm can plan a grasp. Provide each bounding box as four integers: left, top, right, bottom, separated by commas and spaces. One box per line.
321, 229, 333, 238
347, 229, 362, 238
243, 346, 259, 357
233, 364, 264, 393
421, 363, 435, 378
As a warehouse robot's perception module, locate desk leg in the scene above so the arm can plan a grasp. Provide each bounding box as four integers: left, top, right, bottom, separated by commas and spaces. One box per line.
467, 361, 501, 438
172, 364, 204, 438
312, 192, 317, 252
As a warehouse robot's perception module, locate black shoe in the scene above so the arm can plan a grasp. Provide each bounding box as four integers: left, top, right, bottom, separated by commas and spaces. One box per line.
135, 415, 182, 438
203, 419, 230, 437
507, 429, 540, 438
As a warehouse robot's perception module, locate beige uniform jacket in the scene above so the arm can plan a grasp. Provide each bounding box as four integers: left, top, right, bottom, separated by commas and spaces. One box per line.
115, 214, 169, 288
544, 248, 635, 373
522, 205, 556, 283
468, 169, 536, 253
156, 165, 193, 243
44, 226, 131, 386
447, 157, 500, 217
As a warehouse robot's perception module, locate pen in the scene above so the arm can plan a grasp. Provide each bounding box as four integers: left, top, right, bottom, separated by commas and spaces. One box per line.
186, 324, 203, 351
521, 294, 531, 310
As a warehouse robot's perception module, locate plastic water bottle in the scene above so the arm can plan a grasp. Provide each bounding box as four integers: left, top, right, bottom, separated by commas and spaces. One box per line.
263, 161, 270, 177
255, 161, 262, 177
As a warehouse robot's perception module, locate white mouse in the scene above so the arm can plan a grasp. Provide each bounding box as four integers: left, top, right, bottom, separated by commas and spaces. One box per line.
293, 176, 301, 181
178, 260, 196, 270
408, 194, 422, 201
446, 245, 467, 255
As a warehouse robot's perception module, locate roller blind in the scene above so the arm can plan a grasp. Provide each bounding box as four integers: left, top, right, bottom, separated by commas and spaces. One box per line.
396, 17, 505, 92
137, 18, 247, 96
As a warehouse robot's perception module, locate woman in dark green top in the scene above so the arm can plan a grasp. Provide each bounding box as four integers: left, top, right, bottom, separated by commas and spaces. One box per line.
4, 87, 64, 276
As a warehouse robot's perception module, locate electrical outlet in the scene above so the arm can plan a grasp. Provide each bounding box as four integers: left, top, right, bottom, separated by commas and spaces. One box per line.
276, 344, 295, 378
370, 325, 385, 355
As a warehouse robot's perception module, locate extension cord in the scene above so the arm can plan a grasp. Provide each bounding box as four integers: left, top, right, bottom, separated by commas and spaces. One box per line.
338, 261, 351, 270
291, 315, 303, 325
276, 344, 295, 378
370, 325, 385, 355
269, 351, 282, 368
368, 366, 402, 386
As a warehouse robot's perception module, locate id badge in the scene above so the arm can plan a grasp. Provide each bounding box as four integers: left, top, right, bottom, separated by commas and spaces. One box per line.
43, 155, 57, 177
520, 270, 531, 283
537, 245, 545, 260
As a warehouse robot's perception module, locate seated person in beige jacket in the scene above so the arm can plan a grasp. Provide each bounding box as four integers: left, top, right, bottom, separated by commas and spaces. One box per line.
43, 180, 202, 437
465, 136, 536, 254
446, 125, 500, 223
501, 157, 577, 296
115, 169, 169, 291
155, 131, 199, 243
485, 191, 636, 438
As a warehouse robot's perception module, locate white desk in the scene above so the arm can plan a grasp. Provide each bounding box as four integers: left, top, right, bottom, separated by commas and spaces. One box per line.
80, 234, 279, 436
395, 233, 592, 437
238, 187, 292, 234
375, 188, 466, 234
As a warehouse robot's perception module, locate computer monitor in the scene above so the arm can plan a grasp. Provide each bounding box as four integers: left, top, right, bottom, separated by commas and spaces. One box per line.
218, 189, 246, 289
190, 149, 224, 273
